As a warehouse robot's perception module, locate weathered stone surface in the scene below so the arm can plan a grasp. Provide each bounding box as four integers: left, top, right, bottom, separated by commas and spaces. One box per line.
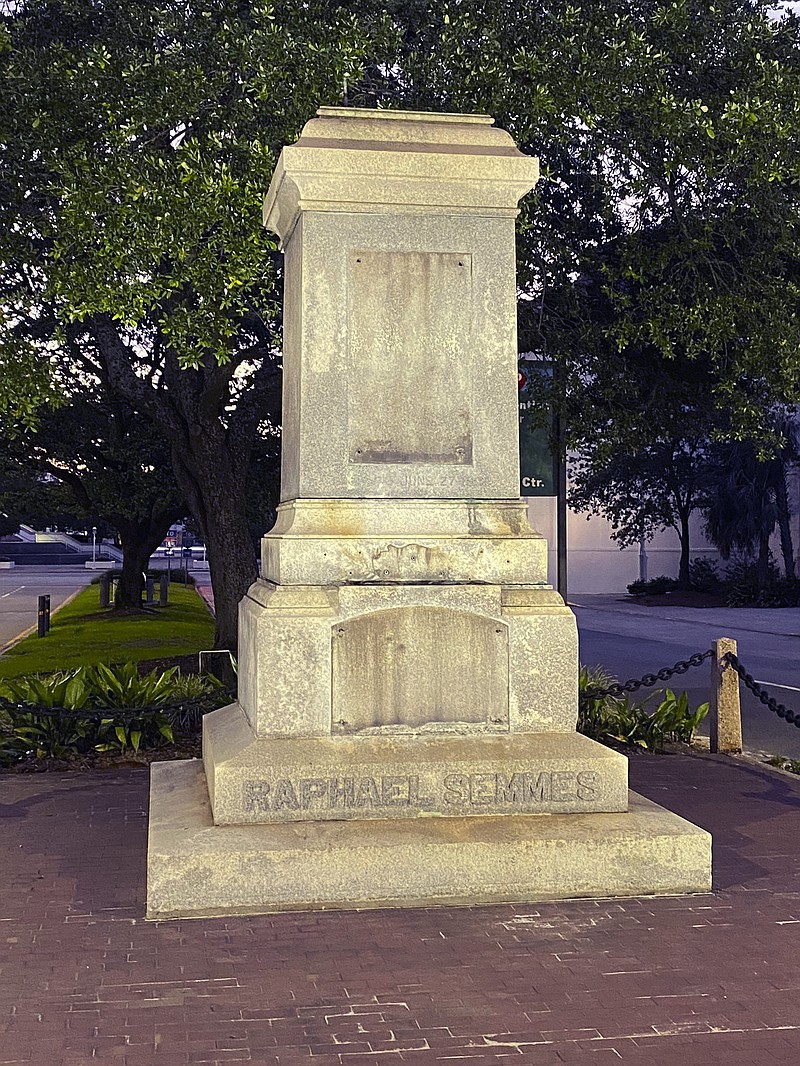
204, 703, 627, 823
235, 582, 578, 738
147, 760, 712, 919
332, 606, 509, 734
264, 107, 538, 240
146, 106, 713, 919
264, 108, 537, 504
261, 499, 548, 586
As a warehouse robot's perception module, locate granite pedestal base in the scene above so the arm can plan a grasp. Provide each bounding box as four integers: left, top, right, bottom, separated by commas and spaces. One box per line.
145, 760, 712, 920
203, 703, 629, 823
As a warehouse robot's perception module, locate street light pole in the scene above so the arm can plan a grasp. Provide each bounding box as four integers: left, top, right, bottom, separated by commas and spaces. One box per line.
92, 526, 97, 563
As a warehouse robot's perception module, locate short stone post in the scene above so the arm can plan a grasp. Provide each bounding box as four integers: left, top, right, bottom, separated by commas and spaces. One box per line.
145, 575, 155, 605
159, 572, 169, 607
710, 637, 742, 754
99, 573, 110, 608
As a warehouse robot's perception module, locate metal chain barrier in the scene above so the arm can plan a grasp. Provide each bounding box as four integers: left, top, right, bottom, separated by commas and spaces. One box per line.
721, 651, 800, 729
581, 645, 800, 732
581, 649, 714, 703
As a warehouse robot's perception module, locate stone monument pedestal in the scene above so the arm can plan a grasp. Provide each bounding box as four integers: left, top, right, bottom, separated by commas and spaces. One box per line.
146, 107, 710, 919
147, 761, 710, 918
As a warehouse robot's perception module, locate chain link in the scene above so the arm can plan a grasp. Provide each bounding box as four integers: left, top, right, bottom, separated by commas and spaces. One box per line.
582, 646, 800, 731
721, 651, 800, 728
581, 649, 714, 703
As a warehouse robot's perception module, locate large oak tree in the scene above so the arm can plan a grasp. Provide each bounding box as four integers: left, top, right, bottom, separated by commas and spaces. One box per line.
0, 0, 379, 647
2, 0, 799, 642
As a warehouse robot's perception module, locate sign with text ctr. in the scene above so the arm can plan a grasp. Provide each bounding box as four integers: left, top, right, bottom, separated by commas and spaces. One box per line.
518, 358, 556, 497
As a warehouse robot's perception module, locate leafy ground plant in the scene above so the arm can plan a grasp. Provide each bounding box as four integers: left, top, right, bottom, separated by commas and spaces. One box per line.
626, 575, 679, 597
767, 755, 800, 775
578, 666, 709, 752
0, 663, 228, 764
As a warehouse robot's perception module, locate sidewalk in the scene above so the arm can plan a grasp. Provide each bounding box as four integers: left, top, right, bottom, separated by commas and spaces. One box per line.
571, 594, 800, 639
194, 579, 215, 615
2, 753, 800, 1065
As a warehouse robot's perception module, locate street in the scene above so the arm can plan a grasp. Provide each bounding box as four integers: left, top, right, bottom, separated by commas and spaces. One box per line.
0, 566, 91, 651
574, 595, 800, 759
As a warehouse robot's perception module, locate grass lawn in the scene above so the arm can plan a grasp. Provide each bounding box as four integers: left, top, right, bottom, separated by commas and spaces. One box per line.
0, 583, 215, 678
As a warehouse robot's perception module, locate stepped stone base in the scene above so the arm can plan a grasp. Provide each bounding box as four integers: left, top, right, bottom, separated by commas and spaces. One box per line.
146, 760, 712, 920
203, 703, 629, 823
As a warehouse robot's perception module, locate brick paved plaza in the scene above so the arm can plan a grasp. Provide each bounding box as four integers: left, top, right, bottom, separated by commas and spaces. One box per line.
2, 752, 800, 1065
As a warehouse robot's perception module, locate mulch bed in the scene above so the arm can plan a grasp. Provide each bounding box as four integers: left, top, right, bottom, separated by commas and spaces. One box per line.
3, 733, 203, 774
623, 590, 729, 608
134, 652, 206, 675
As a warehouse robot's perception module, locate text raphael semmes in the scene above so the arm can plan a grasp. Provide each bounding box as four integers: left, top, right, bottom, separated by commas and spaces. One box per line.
243, 769, 601, 814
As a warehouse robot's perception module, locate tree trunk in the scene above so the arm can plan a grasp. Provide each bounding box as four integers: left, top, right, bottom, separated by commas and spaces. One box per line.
170, 440, 258, 651
115, 513, 179, 610
91, 317, 277, 650
677, 513, 691, 588
757, 531, 771, 591
203, 499, 259, 652
775, 470, 796, 580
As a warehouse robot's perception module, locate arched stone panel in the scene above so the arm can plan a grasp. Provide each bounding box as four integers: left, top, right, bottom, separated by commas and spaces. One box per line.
331, 606, 508, 734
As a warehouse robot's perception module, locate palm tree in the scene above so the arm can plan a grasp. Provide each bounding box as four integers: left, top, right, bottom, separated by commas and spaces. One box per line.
705, 420, 798, 588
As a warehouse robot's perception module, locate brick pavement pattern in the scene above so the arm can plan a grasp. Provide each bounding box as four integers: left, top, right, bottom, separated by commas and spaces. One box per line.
2, 753, 800, 1065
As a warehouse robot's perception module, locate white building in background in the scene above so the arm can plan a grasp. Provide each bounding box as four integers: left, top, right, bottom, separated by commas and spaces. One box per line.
525, 498, 721, 596
527, 466, 800, 596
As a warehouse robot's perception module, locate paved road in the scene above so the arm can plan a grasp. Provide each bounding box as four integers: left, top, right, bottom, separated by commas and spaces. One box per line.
574, 595, 800, 759
0, 566, 90, 651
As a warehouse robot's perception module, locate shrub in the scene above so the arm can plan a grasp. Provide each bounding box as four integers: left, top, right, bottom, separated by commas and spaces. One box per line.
0, 663, 228, 764
688, 557, 720, 593
723, 557, 800, 607
627, 575, 679, 597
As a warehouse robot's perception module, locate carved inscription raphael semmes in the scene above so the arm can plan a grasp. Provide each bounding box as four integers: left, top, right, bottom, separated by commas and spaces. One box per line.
242, 769, 601, 814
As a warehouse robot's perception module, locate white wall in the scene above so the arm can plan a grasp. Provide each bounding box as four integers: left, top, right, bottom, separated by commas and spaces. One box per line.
524, 463, 800, 596
525, 497, 720, 596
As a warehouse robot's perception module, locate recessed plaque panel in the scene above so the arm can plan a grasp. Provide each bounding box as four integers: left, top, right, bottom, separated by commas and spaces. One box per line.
348, 250, 473, 465
332, 606, 508, 734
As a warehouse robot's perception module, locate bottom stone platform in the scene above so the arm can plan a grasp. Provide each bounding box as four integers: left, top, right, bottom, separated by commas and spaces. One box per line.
146, 760, 712, 919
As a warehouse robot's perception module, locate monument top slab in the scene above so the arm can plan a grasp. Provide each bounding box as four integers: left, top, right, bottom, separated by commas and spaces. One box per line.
292, 106, 523, 154
263, 106, 538, 241
316, 107, 495, 123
